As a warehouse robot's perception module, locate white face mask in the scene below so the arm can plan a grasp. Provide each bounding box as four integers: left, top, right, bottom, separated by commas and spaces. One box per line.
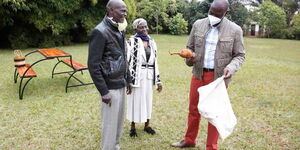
118, 19, 128, 32
208, 15, 222, 26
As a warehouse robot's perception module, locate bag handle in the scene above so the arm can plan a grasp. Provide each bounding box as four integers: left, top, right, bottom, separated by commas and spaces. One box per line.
14, 50, 23, 57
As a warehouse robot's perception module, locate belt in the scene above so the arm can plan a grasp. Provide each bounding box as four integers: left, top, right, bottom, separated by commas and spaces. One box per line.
142, 64, 154, 68
203, 68, 214, 72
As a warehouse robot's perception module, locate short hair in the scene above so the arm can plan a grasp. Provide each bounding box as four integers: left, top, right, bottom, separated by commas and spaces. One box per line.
106, 0, 124, 11
132, 18, 147, 29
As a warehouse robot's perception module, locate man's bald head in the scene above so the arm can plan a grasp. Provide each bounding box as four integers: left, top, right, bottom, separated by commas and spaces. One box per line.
211, 0, 229, 13
106, 0, 127, 23
209, 0, 229, 19
106, 0, 126, 13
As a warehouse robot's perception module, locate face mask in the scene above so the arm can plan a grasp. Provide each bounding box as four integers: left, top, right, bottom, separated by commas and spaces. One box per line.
208, 15, 222, 26
118, 19, 128, 31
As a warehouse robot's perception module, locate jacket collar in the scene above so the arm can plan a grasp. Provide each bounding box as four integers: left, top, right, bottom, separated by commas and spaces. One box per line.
103, 15, 119, 32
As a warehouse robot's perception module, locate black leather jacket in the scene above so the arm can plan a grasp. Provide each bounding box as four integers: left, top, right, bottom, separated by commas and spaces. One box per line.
88, 16, 130, 96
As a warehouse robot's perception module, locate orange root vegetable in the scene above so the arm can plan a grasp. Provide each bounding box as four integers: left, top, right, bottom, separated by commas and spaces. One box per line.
169, 49, 194, 58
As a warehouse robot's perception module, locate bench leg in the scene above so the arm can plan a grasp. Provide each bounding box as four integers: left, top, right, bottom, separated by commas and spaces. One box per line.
19, 77, 34, 100
51, 61, 63, 78
65, 71, 77, 93
14, 68, 18, 83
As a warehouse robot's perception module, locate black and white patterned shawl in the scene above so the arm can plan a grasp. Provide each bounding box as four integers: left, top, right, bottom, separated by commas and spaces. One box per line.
127, 36, 161, 87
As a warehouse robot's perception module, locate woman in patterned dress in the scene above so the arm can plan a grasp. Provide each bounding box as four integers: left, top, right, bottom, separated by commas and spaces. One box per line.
126, 18, 163, 137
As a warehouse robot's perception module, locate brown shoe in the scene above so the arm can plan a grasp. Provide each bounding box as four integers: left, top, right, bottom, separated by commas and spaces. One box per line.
170, 140, 195, 148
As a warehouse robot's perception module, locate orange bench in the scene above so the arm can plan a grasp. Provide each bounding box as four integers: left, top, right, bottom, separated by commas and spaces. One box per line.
14, 64, 37, 99
52, 58, 93, 92
61, 59, 87, 71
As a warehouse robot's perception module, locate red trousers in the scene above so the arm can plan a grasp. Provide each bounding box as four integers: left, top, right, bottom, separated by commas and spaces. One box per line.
184, 72, 222, 150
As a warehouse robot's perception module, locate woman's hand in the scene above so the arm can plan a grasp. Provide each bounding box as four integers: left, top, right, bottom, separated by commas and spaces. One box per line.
156, 83, 162, 92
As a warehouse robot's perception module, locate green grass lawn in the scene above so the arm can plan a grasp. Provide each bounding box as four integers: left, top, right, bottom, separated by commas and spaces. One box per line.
0, 35, 299, 150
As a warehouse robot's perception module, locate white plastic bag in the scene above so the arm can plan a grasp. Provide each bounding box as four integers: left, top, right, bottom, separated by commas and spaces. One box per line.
197, 76, 237, 140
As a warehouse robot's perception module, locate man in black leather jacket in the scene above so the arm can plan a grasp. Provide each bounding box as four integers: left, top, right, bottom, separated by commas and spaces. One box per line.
88, 0, 131, 149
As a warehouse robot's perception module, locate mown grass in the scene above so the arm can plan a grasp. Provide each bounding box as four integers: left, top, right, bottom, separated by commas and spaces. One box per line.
0, 35, 299, 150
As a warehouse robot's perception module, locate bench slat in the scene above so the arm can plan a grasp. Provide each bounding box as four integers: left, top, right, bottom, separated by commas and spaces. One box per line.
17, 64, 37, 77
62, 59, 87, 70
38, 49, 70, 58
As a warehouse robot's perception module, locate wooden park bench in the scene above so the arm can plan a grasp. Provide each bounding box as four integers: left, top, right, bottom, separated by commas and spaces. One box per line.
14, 64, 37, 100
13, 49, 93, 99
52, 58, 93, 93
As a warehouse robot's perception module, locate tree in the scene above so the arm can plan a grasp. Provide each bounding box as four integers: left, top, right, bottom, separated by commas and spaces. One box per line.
0, 0, 106, 48
167, 13, 188, 35
124, 0, 137, 34
249, 0, 299, 27
185, 0, 212, 32
266, 0, 299, 27
136, 0, 183, 34
291, 13, 300, 39
254, 1, 287, 38
0, 0, 136, 48
279, 0, 298, 27
227, 0, 250, 28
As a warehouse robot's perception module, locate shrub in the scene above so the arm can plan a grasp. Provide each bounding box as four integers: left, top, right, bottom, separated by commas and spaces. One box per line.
254, 1, 287, 38
1, 0, 136, 48
281, 28, 295, 39
291, 13, 300, 40
168, 13, 188, 35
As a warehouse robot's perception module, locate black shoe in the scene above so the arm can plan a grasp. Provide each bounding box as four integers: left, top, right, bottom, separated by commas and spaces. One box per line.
144, 127, 156, 135
130, 129, 137, 137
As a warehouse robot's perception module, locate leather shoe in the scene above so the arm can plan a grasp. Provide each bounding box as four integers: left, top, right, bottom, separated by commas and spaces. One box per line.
129, 129, 137, 137
144, 126, 156, 135
170, 140, 195, 148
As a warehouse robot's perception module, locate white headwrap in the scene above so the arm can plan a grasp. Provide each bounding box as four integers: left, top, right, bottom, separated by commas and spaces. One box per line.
132, 18, 147, 29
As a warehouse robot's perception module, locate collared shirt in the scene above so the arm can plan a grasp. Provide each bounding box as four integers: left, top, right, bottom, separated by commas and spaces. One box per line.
203, 26, 219, 69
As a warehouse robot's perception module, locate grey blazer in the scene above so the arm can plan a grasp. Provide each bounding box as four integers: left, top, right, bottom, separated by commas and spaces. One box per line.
186, 17, 245, 84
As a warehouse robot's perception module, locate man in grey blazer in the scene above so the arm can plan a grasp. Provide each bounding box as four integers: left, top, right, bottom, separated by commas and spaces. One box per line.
171, 0, 245, 149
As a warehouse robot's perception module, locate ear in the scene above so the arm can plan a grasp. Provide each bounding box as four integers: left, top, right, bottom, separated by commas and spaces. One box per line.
108, 8, 114, 17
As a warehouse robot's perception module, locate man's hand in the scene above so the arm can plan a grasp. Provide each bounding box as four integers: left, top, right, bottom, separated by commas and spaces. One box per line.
126, 84, 132, 95
102, 93, 112, 107
185, 52, 196, 65
156, 83, 162, 92
223, 68, 233, 79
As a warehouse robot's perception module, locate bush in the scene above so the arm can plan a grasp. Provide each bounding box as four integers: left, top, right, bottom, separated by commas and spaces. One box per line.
168, 13, 188, 35
1, 0, 136, 48
281, 28, 295, 39
8, 25, 39, 49
291, 13, 300, 40
124, 0, 137, 34
254, 1, 287, 38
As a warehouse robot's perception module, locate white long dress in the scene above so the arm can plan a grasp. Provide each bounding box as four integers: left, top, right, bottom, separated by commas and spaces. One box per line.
126, 36, 161, 123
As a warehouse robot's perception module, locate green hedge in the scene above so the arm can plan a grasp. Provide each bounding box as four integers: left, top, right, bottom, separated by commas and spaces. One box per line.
0, 0, 136, 49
